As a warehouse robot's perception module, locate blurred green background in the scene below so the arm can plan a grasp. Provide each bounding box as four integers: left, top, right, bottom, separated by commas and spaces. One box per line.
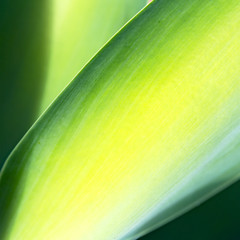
140, 179, 240, 240
0, 0, 50, 168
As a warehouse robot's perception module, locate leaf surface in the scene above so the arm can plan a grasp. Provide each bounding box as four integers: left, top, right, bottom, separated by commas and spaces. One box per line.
1, 0, 240, 239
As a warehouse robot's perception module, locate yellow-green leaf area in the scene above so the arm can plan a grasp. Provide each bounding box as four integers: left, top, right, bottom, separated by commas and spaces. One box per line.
1, 0, 240, 239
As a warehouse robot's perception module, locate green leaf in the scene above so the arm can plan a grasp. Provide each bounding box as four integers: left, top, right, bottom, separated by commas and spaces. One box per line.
1, 0, 240, 239
0, 0, 145, 168
40, 0, 146, 113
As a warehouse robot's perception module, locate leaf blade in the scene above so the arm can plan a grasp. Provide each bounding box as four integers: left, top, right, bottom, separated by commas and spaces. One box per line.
1, 0, 240, 239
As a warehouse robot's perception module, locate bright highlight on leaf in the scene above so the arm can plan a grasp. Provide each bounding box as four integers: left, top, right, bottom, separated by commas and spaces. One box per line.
1, 0, 240, 240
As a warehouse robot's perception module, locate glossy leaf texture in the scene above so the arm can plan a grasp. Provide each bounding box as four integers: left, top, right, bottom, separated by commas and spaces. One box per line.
1, 0, 240, 239
40, 0, 146, 113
